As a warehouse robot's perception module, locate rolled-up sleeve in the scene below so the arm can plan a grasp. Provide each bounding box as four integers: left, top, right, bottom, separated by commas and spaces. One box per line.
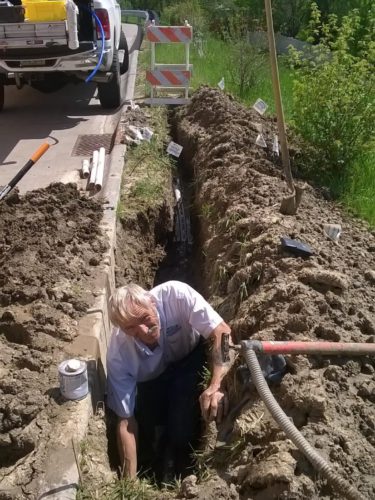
106, 332, 136, 418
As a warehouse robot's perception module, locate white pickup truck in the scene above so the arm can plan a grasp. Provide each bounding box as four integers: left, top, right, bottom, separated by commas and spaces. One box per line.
0, 0, 128, 110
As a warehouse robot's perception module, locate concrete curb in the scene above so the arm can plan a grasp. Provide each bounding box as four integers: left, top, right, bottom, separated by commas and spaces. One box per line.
36, 35, 140, 498
35, 48, 140, 495
36, 139, 127, 499
37, 140, 127, 500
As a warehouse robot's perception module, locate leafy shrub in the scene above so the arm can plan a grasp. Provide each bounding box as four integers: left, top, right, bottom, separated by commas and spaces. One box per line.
224, 13, 266, 97
289, 3, 374, 187
162, 0, 206, 34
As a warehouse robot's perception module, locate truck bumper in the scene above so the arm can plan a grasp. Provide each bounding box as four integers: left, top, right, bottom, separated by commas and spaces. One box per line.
0, 42, 110, 74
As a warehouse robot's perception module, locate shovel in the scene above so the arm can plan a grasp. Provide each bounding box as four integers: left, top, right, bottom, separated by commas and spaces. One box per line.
0, 142, 50, 201
264, 0, 304, 215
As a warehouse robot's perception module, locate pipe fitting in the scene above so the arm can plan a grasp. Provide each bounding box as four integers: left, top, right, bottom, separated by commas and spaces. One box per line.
240, 339, 263, 353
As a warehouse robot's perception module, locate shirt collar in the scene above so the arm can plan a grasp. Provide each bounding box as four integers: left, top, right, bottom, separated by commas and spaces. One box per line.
134, 338, 160, 356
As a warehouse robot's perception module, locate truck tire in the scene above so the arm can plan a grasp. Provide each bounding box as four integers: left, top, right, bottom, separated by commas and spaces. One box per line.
0, 84, 4, 112
119, 30, 129, 75
97, 49, 121, 109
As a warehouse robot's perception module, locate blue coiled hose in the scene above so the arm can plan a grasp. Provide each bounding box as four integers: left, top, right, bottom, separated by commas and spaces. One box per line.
78, 6, 105, 83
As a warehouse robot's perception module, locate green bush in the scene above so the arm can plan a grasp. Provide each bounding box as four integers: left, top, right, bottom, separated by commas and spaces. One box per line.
222, 12, 266, 97
289, 3, 374, 187
162, 0, 206, 34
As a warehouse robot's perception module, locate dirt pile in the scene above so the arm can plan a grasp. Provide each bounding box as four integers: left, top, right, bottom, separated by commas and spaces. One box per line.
176, 87, 375, 499
0, 183, 106, 498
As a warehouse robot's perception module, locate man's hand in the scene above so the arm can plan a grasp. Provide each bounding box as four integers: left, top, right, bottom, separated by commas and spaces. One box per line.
199, 386, 228, 424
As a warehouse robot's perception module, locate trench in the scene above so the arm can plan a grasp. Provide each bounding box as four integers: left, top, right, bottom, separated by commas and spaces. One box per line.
101, 88, 375, 500
107, 127, 208, 484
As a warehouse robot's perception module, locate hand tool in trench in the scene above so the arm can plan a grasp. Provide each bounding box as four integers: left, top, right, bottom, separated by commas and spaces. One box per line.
241, 340, 373, 500
0, 142, 50, 201
264, 0, 305, 215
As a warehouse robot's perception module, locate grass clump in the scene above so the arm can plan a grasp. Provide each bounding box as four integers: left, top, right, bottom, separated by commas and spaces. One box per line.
117, 106, 175, 218
77, 476, 156, 500
342, 151, 375, 226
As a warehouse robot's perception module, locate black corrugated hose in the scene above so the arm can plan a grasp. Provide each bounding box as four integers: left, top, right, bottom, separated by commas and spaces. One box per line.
242, 346, 367, 500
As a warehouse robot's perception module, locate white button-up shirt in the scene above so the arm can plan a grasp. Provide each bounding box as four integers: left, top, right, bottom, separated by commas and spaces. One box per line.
106, 281, 223, 418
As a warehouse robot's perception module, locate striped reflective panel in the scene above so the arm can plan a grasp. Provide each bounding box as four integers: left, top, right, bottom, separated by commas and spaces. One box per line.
146, 70, 191, 86
146, 26, 192, 43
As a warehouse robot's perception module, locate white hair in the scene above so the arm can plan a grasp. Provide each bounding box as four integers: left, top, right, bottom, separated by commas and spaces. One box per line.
109, 284, 153, 327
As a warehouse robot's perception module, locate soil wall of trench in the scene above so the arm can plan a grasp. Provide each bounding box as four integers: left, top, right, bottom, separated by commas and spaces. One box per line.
172, 88, 374, 499
112, 88, 374, 500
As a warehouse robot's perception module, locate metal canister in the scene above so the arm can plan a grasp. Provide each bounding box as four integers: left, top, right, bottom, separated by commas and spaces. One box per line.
58, 359, 89, 400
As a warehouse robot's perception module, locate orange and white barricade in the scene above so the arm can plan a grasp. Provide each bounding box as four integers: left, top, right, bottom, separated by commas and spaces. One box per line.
145, 22, 193, 105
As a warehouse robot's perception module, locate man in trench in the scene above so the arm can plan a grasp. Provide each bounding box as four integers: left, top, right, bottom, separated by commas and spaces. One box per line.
106, 280, 232, 481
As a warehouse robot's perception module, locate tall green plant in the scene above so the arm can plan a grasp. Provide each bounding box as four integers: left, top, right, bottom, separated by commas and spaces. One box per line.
224, 13, 265, 97
289, 3, 374, 188
162, 0, 206, 33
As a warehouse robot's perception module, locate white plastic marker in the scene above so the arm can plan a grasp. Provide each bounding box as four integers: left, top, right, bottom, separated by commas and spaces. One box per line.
253, 98, 268, 115
128, 125, 144, 143
255, 134, 267, 148
218, 77, 225, 90
174, 188, 182, 202
167, 141, 183, 158
81, 159, 90, 179
142, 127, 154, 142
323, 223, 342, 243
95, 147, 106, 191
88, 150, 99, 189
128, 100, 140, 110
272, 135, 279, 155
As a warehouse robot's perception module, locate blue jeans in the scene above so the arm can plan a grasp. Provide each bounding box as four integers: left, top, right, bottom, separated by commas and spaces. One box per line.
135, 338, 206, 481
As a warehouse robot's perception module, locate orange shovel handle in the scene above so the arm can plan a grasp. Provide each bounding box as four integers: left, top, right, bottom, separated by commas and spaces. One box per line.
31, 142, 50, 163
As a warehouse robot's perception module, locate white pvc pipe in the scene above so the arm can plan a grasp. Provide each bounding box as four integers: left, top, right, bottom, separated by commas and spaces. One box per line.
95, 147, 106, 191
81, 159, 90, 178
66, 0, 79, 50
89, 150, 99, 189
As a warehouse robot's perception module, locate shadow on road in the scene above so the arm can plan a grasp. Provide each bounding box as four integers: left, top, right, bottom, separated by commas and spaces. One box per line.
0, 23, 141, 166
0, 82, 101, 165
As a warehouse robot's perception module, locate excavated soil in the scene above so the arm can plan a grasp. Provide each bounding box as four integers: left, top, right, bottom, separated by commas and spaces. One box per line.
174, 87, 375, 499
0, 183, 106, 498
2, 89, 374, 500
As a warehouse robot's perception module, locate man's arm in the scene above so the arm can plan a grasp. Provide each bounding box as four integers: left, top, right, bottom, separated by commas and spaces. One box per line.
199, 321, 234, 422
117, 416, 138, 477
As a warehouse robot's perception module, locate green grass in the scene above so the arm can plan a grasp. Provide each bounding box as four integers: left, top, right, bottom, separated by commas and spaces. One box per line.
148, 38, 295, 119
121, 15, 144, 25
143, 35, 374, 226
342, 152, 375, 226
77, 476, 157, 500
117, 106, 174, 218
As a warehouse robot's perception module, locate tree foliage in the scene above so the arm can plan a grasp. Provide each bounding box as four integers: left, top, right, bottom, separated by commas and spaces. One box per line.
290, 3, 374, 186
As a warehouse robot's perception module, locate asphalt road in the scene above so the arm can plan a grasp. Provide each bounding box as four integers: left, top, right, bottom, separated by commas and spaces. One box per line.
0, 23, 141, 193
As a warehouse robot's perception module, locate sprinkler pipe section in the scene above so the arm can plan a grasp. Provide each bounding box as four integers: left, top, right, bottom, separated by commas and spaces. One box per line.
240, 339, 373, 500
242, 340, 375, 356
